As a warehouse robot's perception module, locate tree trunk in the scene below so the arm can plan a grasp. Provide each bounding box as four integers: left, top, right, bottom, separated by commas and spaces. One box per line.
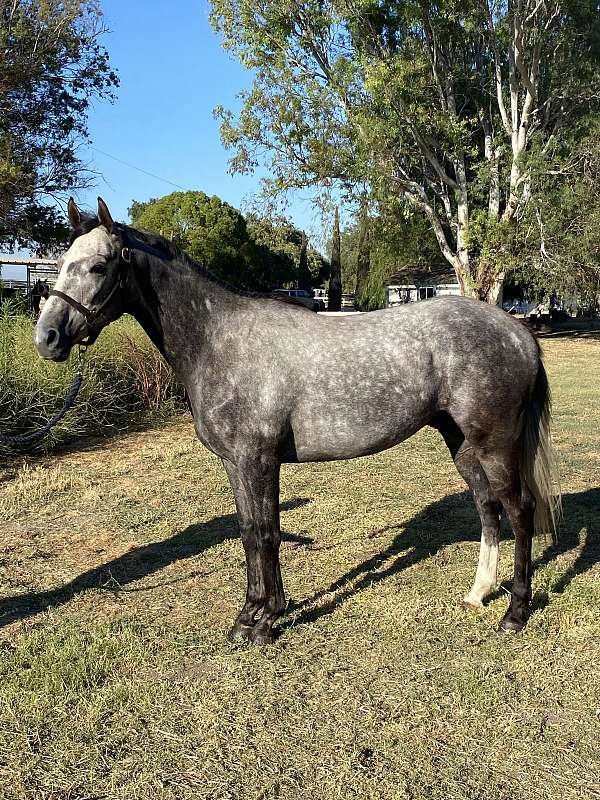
328, 206, 342, 311
457, 253, 504, 305
297, 231, 311, 290
450, 205, 505, 304
354, 199, 370, 311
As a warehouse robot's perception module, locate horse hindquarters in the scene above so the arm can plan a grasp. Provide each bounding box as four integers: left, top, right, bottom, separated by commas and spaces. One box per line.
440, 413, 534, 629
496, 359, 559, 631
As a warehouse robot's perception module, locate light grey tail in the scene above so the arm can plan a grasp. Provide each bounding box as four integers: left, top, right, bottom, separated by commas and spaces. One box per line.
520, 354, 561, 539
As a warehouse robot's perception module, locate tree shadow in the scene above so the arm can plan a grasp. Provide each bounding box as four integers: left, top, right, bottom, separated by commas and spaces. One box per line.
0, 498, 312, 629
537, 329, 600, 341
0, 414, 190, 468
281, 487, 600, 633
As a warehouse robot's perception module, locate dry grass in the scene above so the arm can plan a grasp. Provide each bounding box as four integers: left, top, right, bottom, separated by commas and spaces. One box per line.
0, 310, 184, 454
0, 335, 599, 800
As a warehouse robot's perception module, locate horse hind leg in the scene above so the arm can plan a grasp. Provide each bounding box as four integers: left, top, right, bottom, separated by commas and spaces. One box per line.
457, 447, 502, 609
434, 413, 502, 609
473, 445, 535, 632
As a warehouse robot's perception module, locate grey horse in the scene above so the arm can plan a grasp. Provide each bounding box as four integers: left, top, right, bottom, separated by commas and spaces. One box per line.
34, 198, 560, 645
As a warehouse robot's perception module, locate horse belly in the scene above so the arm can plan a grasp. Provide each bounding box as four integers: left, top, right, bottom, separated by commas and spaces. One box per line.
289, 386, 434, 463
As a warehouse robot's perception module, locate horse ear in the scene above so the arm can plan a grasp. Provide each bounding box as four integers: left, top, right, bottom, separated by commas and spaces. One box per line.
67, 197, 81, 229
97, 197, 114, 232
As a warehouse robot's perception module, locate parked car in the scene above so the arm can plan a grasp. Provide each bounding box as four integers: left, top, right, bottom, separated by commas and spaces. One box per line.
312, 288, 328, 309
270, 288, 322, 311
502, 300, 532, 315
341, 293, 356, 310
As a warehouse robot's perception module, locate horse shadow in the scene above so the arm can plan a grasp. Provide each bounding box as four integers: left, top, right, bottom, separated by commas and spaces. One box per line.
281, 486, 600, 632
0, 498, 312, 629
1, 488, 598, 633
537, 329, 600, 341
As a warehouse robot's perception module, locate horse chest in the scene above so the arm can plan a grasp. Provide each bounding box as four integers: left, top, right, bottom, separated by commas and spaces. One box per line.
187, 383, 274, 461
189, 396, 240, 459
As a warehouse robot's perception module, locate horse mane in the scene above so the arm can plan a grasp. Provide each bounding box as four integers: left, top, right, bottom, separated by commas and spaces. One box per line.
69, 215, 311, 308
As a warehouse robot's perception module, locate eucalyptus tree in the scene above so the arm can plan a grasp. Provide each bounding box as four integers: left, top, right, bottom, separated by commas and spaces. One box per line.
211, 0, 600, 302
512, 119, 600, 309
328, 206, 342, 310
354, 199, 371, 311
0, 0, 118, 252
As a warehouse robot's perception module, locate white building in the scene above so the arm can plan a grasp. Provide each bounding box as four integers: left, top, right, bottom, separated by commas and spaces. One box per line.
385, 267, 460, 307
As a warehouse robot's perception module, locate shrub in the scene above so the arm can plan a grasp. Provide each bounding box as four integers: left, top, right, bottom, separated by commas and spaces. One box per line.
0, 305, 185, 453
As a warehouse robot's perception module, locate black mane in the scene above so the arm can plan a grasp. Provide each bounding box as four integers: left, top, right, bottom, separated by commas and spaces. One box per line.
69, 215, 310, 308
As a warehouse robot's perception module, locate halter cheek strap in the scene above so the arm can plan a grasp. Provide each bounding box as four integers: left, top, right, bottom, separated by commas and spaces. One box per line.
49, 246, 132, 344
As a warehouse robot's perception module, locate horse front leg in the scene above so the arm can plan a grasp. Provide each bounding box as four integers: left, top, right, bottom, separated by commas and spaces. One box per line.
222, 456, 286, 645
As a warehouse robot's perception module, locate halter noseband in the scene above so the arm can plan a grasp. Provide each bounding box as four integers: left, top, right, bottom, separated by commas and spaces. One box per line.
49, 246, 132, 345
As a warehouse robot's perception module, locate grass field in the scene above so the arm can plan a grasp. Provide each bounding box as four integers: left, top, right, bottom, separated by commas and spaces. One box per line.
1, 334, 599, 800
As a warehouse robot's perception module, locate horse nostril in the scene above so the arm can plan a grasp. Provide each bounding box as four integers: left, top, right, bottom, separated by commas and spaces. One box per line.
45, 328, 59, 348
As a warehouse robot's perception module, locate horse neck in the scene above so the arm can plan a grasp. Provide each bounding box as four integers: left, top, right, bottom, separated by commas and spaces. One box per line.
124, 251, 237, 375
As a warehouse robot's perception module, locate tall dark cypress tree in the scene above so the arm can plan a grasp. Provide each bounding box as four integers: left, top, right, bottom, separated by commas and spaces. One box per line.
298, 231, 311, 290
354, 199, 371, 311
328, 207, 342, 311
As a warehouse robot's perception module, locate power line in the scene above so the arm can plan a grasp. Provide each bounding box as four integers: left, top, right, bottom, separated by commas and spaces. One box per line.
90, 146, 186, 191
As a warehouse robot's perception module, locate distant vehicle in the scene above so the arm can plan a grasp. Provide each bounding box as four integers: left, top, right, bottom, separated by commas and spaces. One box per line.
270, 288, 322, 312
341, 293, 356, 310
313, 288, 328, 309
502, 300, 531, 315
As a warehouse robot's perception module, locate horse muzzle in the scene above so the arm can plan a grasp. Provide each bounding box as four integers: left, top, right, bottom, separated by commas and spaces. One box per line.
33, 318, 74, 361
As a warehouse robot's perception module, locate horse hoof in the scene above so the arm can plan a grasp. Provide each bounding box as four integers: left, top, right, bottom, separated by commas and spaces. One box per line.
498, 615, 526, 634
248, 626, 275, 646
228, 623, 253, 643
462, 599, 483, 612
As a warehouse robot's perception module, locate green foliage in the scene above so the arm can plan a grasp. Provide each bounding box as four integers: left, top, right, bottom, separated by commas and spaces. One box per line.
297, 232, 311, 290
354, 200, 371, 311
245, 213, 329, 288
509, 120, 600, 309
341, 209, 447, 310
0, 0, 118, 253
210, 0, 600, 300
127, 197, 159, 224
328, 207, 342, 310
130, 190, 326, 291
131, 191, 251, 283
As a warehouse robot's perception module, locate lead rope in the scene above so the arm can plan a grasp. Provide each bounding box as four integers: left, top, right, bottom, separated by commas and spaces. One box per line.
0, 346, 87, 447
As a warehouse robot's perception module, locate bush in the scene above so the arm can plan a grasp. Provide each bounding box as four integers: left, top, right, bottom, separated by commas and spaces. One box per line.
0, 303, 186, 453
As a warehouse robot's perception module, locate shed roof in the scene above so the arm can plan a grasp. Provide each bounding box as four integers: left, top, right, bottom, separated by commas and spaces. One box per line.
386, 265, 458, 287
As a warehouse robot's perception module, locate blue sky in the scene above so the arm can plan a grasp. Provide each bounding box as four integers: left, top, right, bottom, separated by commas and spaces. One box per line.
79, 0, 324, 230
79, 0, 262, 219
3, 0, 322, 279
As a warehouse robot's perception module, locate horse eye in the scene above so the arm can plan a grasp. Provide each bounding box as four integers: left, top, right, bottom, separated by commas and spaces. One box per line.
90, 263, 107, 275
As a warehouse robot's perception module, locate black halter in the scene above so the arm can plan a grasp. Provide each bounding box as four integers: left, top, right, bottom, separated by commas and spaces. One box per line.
49, 246, 132, 344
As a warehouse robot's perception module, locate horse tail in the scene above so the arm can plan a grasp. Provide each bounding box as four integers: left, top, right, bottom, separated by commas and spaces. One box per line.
520, 349, 561, 539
